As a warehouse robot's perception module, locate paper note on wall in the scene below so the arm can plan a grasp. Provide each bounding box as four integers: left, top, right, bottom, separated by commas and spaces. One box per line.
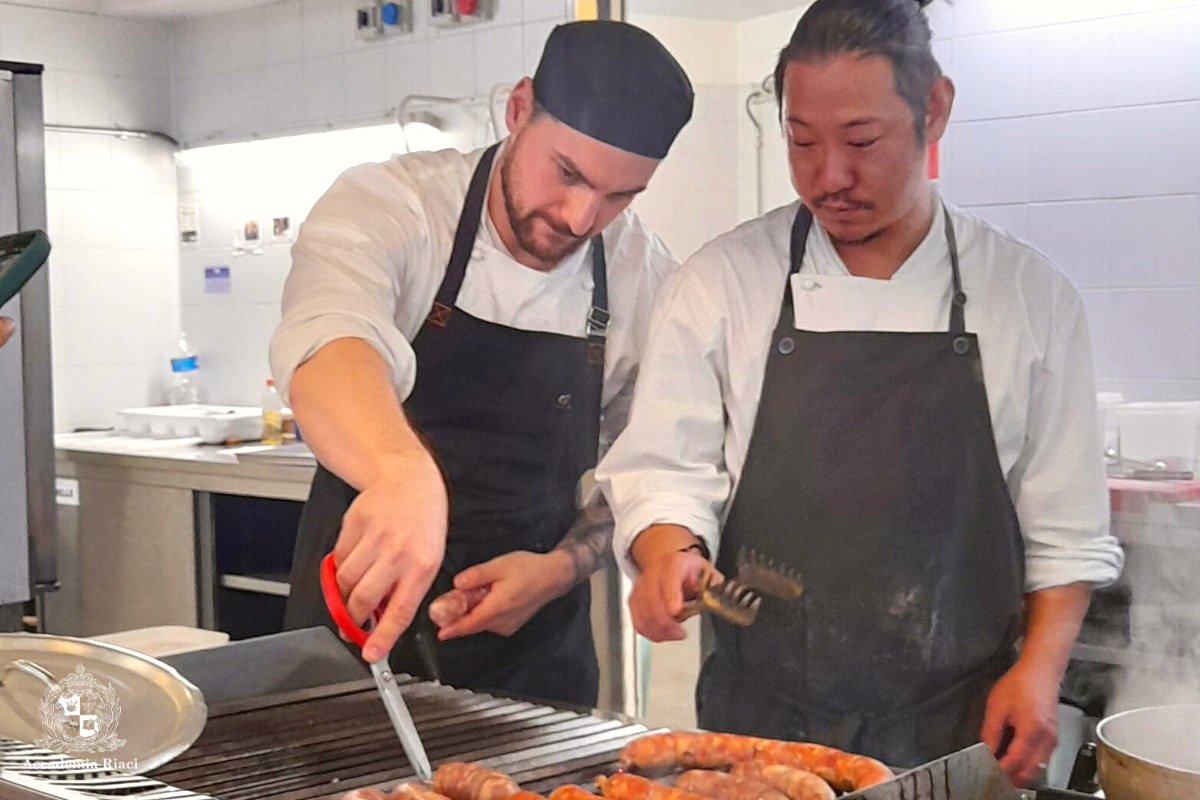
205, 266, 231, 295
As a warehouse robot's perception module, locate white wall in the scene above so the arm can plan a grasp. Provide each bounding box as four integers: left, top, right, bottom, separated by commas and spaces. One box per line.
167, 0, 571, 404
175, 126, 418, 406
934, 0, 1200, 401
627, 5, 811, 261
0, 2, 180, 431
170, 0, 569, 147
625, 14, 742, 261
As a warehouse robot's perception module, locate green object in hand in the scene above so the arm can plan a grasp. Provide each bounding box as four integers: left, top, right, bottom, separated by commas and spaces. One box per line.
0, 230, 51, 308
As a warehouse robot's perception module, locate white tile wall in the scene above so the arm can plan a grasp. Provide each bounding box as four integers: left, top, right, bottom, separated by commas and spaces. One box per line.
1108, 289, 1200, 381
1111, 7, 1200, 108
1028, 19, 1112, 115
941, 0, 1200, 399
945, 118, 1029, 205
1028, 111, 1113, 202
1107, 195, 1200, 288
161, 0, 572, 403
1, 3, 180, 431
951, 31, 1030, 121
474, 24, 526, 95
632, 84, 740, 261
171, 0, 570, 146
1109, 103, 1200, 199
1026, 201, 1112, 289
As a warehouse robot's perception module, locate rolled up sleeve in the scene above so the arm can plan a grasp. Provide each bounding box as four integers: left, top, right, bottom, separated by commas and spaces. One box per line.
1011, 284, 1124, 592
597, 266, 733, 578
270, 165, 428, 404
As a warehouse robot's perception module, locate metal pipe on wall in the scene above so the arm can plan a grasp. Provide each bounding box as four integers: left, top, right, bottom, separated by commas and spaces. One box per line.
745, 74, 776, 217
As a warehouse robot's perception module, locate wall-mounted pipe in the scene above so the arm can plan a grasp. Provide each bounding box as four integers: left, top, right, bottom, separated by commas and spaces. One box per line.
396, 88, 513, 152
745, 74, 775, 217
44, 123, 179, 148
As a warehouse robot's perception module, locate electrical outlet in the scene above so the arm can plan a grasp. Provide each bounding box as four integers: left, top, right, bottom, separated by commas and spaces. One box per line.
355, 3, 384, 39
381, 0, 414, 34
430, 0, 492, 27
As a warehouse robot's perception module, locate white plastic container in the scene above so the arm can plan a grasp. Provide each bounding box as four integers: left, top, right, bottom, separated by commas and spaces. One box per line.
1117, 401, 1200, 472
117, 404, 265, 444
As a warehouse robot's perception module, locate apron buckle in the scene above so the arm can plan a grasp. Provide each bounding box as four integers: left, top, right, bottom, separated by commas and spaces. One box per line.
427, 302, 452, 328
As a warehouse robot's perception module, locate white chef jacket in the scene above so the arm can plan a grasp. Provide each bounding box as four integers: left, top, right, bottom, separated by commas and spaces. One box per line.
597, 194, 1124, 593
270, 144, 679, 456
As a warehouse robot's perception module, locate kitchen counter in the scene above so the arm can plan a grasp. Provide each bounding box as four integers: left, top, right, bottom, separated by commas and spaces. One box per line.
55, 431, 317, 501
48, 432, 632, 714
48, 433, 317, 640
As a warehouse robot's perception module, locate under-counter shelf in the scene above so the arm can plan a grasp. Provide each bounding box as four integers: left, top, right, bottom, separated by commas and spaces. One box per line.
219, 573, 291, 597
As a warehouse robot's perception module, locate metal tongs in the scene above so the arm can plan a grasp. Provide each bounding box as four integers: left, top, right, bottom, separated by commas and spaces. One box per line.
320, 553, 433, 781
677, 547, 805, 627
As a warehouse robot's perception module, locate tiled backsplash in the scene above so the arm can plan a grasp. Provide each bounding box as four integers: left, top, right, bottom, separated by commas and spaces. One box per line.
935, 0, 1200, 400
170, 0, 569, 147
0, 2, 179, 432
7, 0, 1200, 428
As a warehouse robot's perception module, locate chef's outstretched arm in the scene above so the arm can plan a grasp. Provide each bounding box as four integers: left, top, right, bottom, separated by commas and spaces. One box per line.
290, 338, 448, 663
981, 582, 1091, 787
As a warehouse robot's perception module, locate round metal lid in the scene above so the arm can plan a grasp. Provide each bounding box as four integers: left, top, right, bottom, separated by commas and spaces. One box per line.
0, 632, 207, 774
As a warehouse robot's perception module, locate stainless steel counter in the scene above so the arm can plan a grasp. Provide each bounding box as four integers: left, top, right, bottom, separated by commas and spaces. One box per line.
47, 433, 316, 639
47, 433, 633, 715
54, 432, 317, 500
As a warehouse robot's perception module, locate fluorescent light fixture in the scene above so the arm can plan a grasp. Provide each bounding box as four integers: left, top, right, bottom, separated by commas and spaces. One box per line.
175, 124, 409, 188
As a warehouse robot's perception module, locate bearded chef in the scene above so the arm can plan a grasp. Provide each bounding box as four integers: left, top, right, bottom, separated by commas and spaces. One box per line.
273, 21, 693, 707
597, 0, 1123, 785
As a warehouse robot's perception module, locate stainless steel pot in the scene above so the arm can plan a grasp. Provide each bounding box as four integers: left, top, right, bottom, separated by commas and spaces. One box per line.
1096, 703, 1200, 800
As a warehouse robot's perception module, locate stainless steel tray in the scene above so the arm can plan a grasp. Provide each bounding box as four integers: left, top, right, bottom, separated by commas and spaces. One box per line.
0, 632, 207, 774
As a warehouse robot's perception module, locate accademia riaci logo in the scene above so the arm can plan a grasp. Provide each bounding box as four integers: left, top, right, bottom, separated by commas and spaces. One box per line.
36, 664, 127, 753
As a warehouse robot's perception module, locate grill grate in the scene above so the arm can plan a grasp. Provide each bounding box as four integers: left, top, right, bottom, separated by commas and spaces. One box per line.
2, 677, 655, 800
0, 736, 212, 799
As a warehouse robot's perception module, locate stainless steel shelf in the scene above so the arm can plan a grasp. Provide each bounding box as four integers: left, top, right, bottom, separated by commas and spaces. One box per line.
219, 573, 291, 597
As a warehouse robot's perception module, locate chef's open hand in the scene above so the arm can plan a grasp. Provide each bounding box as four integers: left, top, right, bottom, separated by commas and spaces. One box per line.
0, 317, 14, 349
981, 657, 1060, 787
629, 525, 717, 642
332, 450, 449, 663
435, 550, 575, 640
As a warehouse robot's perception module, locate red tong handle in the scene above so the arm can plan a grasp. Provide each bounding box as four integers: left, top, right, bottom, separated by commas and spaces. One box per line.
320, 552, 373, 649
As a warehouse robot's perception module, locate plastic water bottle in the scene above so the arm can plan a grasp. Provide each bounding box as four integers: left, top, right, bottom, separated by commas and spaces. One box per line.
261, 378, 284, 446
169, 331, 201, 405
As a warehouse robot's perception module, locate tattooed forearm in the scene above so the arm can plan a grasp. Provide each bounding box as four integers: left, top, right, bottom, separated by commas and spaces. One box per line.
555, 496, 615, 585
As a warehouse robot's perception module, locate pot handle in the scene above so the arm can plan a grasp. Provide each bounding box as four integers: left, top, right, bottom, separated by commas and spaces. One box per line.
1066, 741, 1098, 794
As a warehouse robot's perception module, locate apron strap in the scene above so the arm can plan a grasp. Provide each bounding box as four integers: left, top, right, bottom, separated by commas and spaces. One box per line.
777, 203, 967, 337
426, 142, 501, 328
586, 234, 609, 366
776, 205, 815, 332
944, 206, 967, 336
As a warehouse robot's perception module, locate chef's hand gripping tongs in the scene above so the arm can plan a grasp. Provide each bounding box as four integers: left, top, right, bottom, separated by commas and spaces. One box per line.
320, 553, 433, 782
676, 548, 805, 627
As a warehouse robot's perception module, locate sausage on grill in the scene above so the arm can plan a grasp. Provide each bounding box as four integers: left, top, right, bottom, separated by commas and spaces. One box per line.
618, 733, 892, 793
674, 770, 788, 800
598, 772, 711, 800
433, 763, 521, 800
728, 763, 835, 800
